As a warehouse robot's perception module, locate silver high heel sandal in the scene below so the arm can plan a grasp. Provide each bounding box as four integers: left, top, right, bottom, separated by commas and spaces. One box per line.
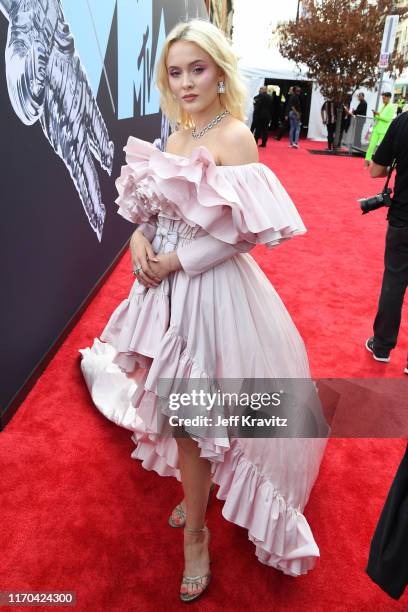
180, 525, 211, 603
168, 483, 216, 528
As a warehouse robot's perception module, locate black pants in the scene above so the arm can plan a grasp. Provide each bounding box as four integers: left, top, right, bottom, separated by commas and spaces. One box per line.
373, 222, 408, 357
326, 123, 336, 148
254, 117, 270, 146
367, 443, 408, 600
250, 114, 257, 134
274, 118, 289, 140
354, 122, 364, 148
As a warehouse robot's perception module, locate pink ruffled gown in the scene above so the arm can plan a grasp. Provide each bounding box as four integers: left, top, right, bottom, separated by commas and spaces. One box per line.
80, 136, 327, 577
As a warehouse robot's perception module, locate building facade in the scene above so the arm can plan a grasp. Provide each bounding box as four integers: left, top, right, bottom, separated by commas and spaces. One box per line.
394, 1, 408, 65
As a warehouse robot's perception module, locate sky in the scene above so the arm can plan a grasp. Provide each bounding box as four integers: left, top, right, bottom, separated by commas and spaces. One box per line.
232, 0, 299, 61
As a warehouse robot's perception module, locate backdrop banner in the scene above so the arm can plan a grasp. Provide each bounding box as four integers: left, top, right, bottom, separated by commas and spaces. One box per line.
0, 0, 207, 425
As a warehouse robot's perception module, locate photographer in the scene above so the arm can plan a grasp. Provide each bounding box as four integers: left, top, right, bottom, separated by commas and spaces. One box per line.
365, 111, 408, 373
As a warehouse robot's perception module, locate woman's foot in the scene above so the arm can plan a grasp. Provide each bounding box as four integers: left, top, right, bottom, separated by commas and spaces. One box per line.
180, 526, 211, 602
168, 484, 215, 528
168, 500, 186, 527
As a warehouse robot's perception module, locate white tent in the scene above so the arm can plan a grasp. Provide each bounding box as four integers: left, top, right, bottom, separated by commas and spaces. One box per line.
238, 49, 397, 142
238, 49, 326, 140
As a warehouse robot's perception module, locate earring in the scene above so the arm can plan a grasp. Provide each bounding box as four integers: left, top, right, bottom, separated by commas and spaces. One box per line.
217, 81, 225, 94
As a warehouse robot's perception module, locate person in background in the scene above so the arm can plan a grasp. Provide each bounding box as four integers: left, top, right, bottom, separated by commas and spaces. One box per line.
321, 98, 337, 151
396, 94, 408, 115
270, 90, 280, 130
345, 92, 367, 148
364, 92, 395, 167
253, 86, 273, 147
339, 94, 352, 147
274, 86, 293, 141
288, 86, 302, 148
366, 442, 408, 601
250, 86, 263, 135
365, 111, 408, 372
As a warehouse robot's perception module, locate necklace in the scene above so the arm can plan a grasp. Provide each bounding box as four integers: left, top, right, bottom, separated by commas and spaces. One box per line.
192, 109, 230, 139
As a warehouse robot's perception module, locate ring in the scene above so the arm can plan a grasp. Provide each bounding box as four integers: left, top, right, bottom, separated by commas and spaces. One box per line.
133, 265, 142, 276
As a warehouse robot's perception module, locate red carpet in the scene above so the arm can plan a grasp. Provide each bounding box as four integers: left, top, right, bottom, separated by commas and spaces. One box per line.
1, 137, 407, 611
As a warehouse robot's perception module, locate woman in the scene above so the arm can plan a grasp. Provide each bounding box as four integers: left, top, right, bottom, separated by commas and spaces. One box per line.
80, 19, 327, 602
321, 98, 337, 151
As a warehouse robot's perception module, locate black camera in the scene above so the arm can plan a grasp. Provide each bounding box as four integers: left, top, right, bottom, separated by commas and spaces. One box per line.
358, 187, 393, 215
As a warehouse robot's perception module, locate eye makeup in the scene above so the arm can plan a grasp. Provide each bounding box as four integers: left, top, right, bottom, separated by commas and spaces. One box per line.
168, 60, 206, 76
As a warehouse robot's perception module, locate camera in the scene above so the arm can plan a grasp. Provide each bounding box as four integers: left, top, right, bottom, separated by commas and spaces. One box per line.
358, 187, 393, 215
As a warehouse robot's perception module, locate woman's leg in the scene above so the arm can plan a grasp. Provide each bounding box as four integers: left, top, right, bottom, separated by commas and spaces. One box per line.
177, 436, 212, 597
177, 436, 212, 527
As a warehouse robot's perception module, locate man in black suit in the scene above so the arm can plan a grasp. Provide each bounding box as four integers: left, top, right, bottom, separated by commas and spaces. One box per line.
253, 86, 273, 147
345, 92, 367, 148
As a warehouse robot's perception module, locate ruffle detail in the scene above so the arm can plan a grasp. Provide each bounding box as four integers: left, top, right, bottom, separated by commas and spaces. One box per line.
115, 136, 306, 248
80, 335, 320, 577
212, 441, 319, 576
81, 329, 319, 577
139, 327, 232, 456
134, 327, 320, 578
79, 339, 144, 431
100, 279, 170, 372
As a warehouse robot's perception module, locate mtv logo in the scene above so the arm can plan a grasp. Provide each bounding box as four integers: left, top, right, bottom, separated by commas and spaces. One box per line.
61, 0, 166, 120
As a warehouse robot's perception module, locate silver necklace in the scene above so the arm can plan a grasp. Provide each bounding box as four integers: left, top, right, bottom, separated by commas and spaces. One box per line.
192, 109, 230, 139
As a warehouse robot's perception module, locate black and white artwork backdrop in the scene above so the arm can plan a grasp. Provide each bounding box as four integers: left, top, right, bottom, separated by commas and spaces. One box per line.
1, 0, 115, 240
0, 0, 207, 421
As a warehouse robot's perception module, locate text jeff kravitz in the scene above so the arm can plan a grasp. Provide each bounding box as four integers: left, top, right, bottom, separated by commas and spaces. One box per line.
168, 414, 288, 427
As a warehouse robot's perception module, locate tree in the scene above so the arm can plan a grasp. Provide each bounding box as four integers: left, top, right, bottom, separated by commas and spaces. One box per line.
278, 0, 407, 149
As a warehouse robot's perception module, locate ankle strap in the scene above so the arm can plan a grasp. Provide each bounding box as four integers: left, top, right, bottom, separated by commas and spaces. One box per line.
185, 524, 208, 534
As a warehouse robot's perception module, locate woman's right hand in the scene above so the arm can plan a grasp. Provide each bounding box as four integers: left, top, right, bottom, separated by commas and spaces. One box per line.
130, 230, 161, 288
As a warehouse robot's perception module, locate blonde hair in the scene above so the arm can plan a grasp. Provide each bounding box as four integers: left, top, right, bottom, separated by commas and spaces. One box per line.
155, 19, 247, 129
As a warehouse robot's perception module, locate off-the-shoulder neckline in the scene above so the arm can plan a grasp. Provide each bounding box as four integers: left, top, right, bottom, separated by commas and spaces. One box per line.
162, 146, 263, 169
127, 136, 268, 169
129, 137, 264, 169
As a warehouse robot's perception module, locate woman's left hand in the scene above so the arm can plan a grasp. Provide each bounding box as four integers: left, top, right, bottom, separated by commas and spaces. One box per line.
147, 252, 182, 281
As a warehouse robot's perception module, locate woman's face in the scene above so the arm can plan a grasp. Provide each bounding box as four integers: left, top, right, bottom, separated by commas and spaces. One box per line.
166, 40, 223, 114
